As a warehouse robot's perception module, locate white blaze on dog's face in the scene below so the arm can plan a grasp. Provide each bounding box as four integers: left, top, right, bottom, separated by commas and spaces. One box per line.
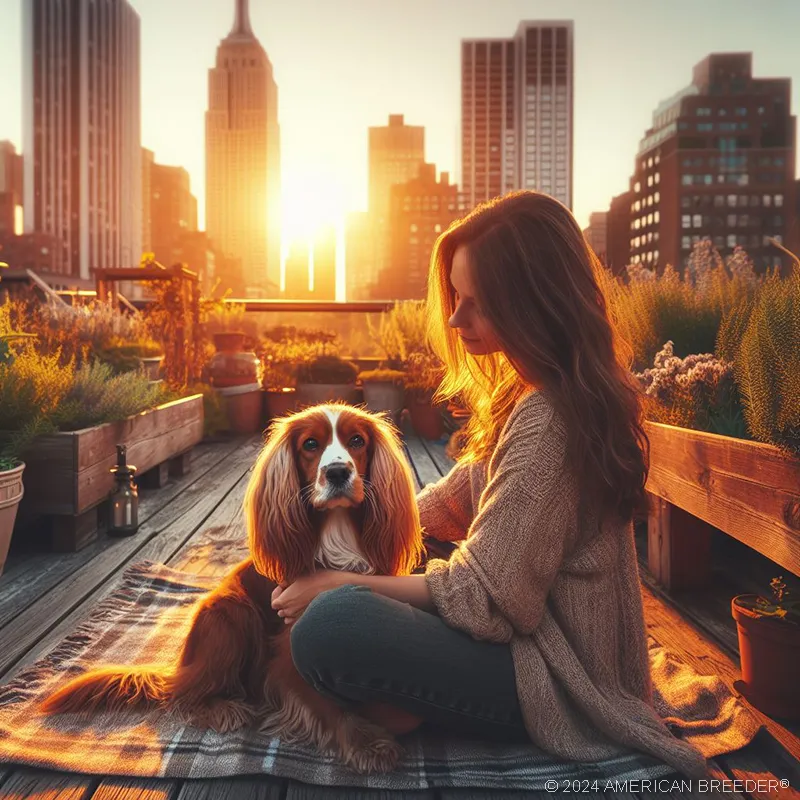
293, 406, 372, 509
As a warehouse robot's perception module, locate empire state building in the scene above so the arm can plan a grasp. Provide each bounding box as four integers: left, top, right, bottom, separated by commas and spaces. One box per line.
206, 0, 281, 296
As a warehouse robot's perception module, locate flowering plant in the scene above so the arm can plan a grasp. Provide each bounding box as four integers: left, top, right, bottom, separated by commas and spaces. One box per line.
634, 341, 747, 438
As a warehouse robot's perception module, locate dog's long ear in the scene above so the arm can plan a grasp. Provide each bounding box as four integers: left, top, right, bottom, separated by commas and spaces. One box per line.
359, 414, 424, 576
244, 418, 316, 584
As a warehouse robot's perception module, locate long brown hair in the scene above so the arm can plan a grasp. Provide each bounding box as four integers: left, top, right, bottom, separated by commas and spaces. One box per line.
427, 190, 649, 525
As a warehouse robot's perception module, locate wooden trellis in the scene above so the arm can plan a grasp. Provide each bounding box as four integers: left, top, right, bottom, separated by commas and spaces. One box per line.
95, 263, 202, 385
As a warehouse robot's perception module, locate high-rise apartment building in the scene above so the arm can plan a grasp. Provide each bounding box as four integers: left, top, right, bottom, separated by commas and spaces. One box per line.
206, 0, 281, 297
582, 211, 608, 263
142, 148, 154, 254
150, 163, 198, 264
312, 225, 337, 301
362, 115, 426, 295
629, 53, 796, 274
282, 241, 312, 300
344, 211, 373, 301
606, 190, 633, 275
374, 164, 464, 300
462, 21, 574, 210
22, 0, 142, 281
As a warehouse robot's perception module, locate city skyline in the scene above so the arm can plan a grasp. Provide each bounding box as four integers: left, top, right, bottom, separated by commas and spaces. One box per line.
1, 0, 799, 249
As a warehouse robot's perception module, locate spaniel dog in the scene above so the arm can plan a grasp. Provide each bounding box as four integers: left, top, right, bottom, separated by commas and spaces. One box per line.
40, 402, 424, 774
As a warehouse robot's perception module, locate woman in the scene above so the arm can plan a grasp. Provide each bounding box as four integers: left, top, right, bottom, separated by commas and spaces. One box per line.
271, 191, 709, 779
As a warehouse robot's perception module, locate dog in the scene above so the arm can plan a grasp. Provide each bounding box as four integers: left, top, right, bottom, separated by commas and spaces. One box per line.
40, 402, 425, 773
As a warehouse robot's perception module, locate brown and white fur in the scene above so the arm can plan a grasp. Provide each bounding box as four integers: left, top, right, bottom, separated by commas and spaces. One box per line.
39, 402, 425, 773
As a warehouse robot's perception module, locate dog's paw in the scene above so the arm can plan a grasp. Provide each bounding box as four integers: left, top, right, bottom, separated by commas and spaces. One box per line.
340, 715, 403, 774
176, 697, 254, 733
347, 734, 403, 774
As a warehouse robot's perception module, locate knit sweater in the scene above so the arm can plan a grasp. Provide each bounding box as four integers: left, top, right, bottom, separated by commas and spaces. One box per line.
420, 389, 710, 780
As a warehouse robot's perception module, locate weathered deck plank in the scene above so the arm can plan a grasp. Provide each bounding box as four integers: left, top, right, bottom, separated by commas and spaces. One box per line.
402, 422, 445, 490
175, 777, 285, 799
0, 768, 98, 798
0, 436, 263, 683
0, 438, 242, 633
90, 776, 179, 799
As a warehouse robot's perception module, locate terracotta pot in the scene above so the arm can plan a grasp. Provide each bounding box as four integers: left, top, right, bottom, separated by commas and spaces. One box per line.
216, 384, 264, 435
264, 388, 297, 421
295, 383, 359, 409
731, 595, 800, 720
408, 393, 445, 440
362, 382, 405, 416
0, 462, 25, 578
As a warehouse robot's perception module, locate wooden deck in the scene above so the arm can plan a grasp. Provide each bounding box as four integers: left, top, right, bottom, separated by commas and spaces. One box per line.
0, 420, 798, 799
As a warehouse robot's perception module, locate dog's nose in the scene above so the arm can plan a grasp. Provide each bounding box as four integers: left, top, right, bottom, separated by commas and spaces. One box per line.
325, 464, 352, 487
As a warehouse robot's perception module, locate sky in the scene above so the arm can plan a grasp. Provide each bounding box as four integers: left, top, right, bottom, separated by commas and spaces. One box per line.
0, 0, 798, 245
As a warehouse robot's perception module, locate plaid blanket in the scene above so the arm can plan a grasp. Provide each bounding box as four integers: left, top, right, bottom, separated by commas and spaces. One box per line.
0, 558, 762, 791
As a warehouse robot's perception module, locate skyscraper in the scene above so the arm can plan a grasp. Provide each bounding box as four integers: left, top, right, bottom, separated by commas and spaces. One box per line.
312, 225, 337, 301
361, 115, 425, 297
206, 0, 281, 297
461, 21, 574, 210
22, 0, 142, 281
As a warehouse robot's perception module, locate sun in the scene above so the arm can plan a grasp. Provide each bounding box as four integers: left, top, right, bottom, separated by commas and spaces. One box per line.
281, 170, 346, 245
280, 169, 350, 298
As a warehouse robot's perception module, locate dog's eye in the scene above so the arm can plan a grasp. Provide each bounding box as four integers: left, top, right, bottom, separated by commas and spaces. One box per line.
302, 438, 319, 451
349, 434, 365, 448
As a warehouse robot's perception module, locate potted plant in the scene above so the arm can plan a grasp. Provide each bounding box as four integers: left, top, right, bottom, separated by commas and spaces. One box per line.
359, 368, 406, 424
0, 446, 24, 578
404, 351, 446, 440
731, 576, 800, 720
0, 331, 38, 575
295, 354, 359, 408
136, 340, 165, 381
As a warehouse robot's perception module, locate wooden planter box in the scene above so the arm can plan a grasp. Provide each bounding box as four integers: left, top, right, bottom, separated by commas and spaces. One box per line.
644, 421, 800, 591
18, 394, 204, 551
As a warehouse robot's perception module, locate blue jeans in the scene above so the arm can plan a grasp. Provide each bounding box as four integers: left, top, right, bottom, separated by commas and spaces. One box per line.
289, 545, 529, 742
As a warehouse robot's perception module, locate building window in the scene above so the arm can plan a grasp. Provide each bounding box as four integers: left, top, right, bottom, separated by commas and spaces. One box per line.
704, 175, 713, 185
654, 172, 660, 184
682, 215, 691, 229
727, 195, 737, 207
763, 195, 772, 207
634, 181, 641, 193
654, 211, 660, 223
693, 214, 702, 228
727, 214, 737, 226
681, 196, 691, 208
775, 194, 784, 207
682, 175, 693, 186
727, 234, 737, 247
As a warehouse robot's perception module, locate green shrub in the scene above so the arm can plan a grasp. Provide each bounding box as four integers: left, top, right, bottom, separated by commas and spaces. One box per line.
604, 240, 759, 371
296, 354, 358, 385
734, 266, 800, 456
359, 368, 405, 384
51, 361, 165, 432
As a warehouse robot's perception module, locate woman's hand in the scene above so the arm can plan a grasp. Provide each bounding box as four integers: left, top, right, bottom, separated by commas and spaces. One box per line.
271, 570, 344, 625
